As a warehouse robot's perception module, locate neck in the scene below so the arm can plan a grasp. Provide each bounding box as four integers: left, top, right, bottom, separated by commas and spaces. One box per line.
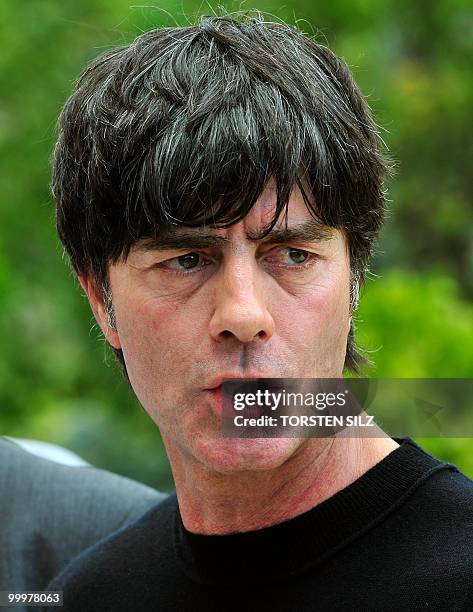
165, 431, 399, 535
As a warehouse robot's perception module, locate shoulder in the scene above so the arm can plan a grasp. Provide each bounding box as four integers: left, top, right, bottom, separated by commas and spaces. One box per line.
0, 436, 164, 525
387, 439, 473, 537
408, 464, 473, 538
45, 494, 178, 611
0, 437, 166, 590
369, 459, 473, 607
376, 443, 473, 577
406, 443, 473, 518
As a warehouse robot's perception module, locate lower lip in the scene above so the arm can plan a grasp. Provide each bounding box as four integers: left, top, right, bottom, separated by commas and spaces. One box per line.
204, 386, 225, 417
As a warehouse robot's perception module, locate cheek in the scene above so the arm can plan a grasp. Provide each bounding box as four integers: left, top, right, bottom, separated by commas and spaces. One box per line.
270, 273, 350, 372
113, 300, 185, 416
279, 275, 349, 330
115, 294, 208, 382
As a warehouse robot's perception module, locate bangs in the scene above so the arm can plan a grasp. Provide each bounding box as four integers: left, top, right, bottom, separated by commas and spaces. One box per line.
131, 82, 331, 234
89, 24, 374, 263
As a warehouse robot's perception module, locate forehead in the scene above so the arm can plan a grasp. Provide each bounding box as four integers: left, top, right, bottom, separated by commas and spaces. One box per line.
237, 180, 314, 229
130, 180, 341, 254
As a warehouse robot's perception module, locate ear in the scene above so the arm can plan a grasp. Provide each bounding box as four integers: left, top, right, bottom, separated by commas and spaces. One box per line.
78, 275, 122, 349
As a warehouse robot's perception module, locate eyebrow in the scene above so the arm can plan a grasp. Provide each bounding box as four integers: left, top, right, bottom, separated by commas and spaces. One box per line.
133, 219, 335, 253
246, 220, 334, 244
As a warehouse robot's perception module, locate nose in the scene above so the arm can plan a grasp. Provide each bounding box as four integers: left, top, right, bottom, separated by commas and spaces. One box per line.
209, 258, 275, 344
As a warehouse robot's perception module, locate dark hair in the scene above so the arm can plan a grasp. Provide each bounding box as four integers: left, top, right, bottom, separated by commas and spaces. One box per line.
52, 13, 392, 375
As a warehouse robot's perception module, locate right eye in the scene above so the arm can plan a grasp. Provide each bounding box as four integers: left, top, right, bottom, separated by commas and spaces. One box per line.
158, 252, 211, 275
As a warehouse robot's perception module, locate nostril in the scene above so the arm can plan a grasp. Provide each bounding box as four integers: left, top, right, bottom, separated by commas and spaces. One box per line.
217, 328, 268, 343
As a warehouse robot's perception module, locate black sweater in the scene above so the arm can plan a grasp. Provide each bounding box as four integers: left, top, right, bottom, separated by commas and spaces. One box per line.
46, 439, 473, 611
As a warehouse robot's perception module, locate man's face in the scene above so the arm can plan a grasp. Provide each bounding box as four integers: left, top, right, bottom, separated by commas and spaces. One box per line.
89, 181, 352, 474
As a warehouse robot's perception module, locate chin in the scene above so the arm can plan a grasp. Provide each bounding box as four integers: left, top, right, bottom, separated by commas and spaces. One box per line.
193, 436, 305, 474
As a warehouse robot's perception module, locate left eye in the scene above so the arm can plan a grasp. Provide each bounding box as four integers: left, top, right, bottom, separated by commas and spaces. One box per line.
278, 248, 311, 265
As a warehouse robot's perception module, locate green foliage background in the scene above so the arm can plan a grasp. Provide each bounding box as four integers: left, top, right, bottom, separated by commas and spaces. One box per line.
0, 0, 472, 491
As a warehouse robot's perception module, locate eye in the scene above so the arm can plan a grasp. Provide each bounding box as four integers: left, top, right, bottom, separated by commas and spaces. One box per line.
175, 253, 201, 270
262, 247, 318, 273
271, 247, 312, 265
285, 248, 310, 264
161, 252, 207, 273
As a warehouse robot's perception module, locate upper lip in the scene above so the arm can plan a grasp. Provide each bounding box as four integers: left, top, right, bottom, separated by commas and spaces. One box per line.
205, 373, 269, 390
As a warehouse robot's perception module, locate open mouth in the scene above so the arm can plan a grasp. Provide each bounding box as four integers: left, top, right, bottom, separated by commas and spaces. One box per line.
204, 385, 226, 418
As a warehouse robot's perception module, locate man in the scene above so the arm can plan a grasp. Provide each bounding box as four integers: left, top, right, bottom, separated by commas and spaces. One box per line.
0, 436, 164, 607
46, 14, 473, 610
